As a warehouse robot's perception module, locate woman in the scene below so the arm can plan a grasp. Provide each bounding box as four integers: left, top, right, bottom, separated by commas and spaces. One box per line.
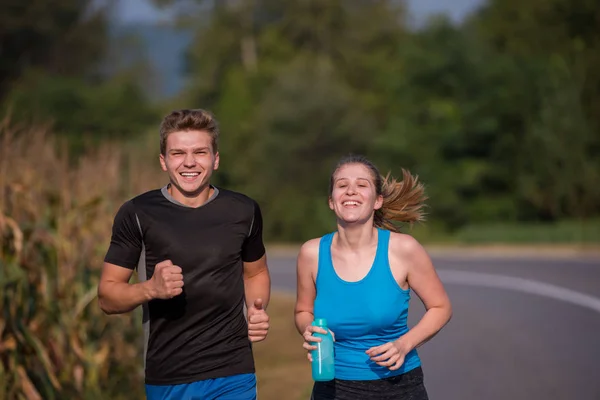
294, 154, 452, 400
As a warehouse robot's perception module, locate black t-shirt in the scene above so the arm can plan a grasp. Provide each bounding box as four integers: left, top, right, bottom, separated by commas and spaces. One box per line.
104, 185, 265, 385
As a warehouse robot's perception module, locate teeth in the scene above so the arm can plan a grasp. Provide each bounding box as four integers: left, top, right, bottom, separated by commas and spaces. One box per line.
343, 201, 359, 206
181, 173, 199, 177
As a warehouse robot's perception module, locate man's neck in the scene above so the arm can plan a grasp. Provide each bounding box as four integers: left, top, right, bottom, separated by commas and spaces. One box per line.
168, 184, 215, 208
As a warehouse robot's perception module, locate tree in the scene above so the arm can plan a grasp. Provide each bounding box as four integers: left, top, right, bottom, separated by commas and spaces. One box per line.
179, 0, 409, 239
0, 1, 159, 150
0, 0, 107, 98
472, 0, 600, 220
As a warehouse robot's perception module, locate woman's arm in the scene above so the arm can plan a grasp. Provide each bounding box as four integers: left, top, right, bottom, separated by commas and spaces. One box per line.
367, 235, 452, 369
294, 239, 320, 335
397, 236, 452, 350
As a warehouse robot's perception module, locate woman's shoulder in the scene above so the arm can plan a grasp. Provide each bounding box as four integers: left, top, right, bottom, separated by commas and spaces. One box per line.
296, 237, 322, 275
388, 231, 427, 258
298, 237, 321, 259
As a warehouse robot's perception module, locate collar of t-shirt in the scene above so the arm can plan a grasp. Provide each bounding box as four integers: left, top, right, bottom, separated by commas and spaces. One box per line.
161, 184, 220, 208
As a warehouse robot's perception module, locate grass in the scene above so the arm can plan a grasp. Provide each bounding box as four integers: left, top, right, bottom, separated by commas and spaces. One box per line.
399, 219, 600, 248
454, 219, 600, 245
254, 293, 314, 400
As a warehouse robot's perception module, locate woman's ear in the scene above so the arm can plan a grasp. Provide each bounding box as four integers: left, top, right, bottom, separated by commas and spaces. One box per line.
374, 194, 384, 210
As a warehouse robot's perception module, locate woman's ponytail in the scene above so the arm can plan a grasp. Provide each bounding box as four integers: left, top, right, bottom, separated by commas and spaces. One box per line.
374, 169, 427, 232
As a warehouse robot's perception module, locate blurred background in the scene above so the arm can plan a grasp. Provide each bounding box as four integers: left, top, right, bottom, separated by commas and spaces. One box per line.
1, 0, 599, 399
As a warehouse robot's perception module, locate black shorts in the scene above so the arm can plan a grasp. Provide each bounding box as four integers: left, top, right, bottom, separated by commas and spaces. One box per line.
311, 366, 428, 400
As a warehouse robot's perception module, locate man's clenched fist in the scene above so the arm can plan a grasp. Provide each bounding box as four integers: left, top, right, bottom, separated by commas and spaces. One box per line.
150, 260, 184, 299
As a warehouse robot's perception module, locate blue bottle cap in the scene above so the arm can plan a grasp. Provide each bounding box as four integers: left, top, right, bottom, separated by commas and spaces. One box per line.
312, 318, 327, 327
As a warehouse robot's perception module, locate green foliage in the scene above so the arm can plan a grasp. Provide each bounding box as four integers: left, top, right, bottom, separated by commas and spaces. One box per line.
4, 70, 159, 153
0, 0, 158, 153
455, 219, 600, 244
176, 0, 599, 240
0, 0, 106, 98
471, 0, 600, 221
182, 0, 409, 240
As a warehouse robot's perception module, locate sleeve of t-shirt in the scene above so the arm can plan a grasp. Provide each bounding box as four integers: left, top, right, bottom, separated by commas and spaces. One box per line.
242, 200, 266, 263
104, 200, 143, 270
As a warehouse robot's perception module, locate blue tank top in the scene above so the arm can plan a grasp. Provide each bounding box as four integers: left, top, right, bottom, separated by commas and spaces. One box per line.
313, 228, 421, 381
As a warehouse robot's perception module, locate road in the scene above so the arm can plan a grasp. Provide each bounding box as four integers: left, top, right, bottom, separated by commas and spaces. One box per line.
266, 249, 600, 400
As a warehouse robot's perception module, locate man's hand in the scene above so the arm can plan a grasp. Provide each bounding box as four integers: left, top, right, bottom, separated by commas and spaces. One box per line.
149, 260, 184, 299
247, 298, 270, 342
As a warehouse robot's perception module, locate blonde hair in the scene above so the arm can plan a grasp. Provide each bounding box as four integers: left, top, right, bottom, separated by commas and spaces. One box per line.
159, 109, 219, 155
329, 154, 427, 232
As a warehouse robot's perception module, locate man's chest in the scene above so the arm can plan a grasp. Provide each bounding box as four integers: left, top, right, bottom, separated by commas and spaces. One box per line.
139, 210, 250, 274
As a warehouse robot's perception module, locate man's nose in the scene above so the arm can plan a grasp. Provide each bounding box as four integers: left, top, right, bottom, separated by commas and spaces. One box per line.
183, 153, 196, 167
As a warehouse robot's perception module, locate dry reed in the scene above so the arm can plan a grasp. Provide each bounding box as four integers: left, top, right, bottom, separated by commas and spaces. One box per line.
0, 118, 162, 399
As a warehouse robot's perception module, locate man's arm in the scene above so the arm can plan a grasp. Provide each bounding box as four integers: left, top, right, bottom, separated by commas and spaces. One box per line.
243, 254, 271, 310
100, 200, 155, 314
241, 199, 271, 342
98, 262, 152, 314
244, 254, 271, 342
98, 260, 184, 315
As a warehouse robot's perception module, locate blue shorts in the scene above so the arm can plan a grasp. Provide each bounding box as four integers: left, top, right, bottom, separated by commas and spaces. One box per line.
145, 373, 257, 400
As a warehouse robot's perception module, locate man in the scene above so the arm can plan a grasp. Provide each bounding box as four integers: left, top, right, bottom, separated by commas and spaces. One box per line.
98, 109, 271, 400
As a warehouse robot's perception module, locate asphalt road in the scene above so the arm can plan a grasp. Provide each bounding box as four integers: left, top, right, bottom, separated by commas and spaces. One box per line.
266, 249, 600, 400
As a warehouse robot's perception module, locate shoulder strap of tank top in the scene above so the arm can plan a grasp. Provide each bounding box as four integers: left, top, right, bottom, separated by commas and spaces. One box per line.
316, 232, 335, 284
374, 228, 391, 272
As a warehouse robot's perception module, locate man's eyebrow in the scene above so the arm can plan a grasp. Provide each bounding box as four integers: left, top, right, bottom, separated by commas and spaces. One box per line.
169, 146, 210, 152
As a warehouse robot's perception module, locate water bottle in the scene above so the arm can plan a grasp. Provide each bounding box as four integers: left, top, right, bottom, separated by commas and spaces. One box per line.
310, 318, 335, 381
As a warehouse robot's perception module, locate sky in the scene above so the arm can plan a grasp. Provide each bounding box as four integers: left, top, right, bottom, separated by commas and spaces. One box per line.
112, 0, 486, 25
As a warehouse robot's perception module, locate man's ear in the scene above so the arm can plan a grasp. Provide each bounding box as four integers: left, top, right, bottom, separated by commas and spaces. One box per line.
159, 153, 167, 172
213, 152, 220, 170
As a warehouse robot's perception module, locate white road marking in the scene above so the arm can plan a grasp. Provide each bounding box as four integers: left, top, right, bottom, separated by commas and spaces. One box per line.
439, 270, 600, 314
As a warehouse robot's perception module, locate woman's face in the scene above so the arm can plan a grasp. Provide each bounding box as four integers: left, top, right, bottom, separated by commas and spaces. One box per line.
329, 163, 383, 225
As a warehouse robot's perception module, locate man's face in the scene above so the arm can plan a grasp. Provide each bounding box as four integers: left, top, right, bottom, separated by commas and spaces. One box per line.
159, 130, 219, 198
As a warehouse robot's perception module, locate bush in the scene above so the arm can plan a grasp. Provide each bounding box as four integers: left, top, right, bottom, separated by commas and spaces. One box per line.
0, 120, 161, 399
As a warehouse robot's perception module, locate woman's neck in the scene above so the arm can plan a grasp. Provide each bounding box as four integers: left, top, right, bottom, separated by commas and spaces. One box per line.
334, 222, 378, 251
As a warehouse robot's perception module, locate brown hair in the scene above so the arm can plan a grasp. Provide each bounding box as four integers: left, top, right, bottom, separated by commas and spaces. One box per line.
159, 109, 219, 155
329, 154, 428, 232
